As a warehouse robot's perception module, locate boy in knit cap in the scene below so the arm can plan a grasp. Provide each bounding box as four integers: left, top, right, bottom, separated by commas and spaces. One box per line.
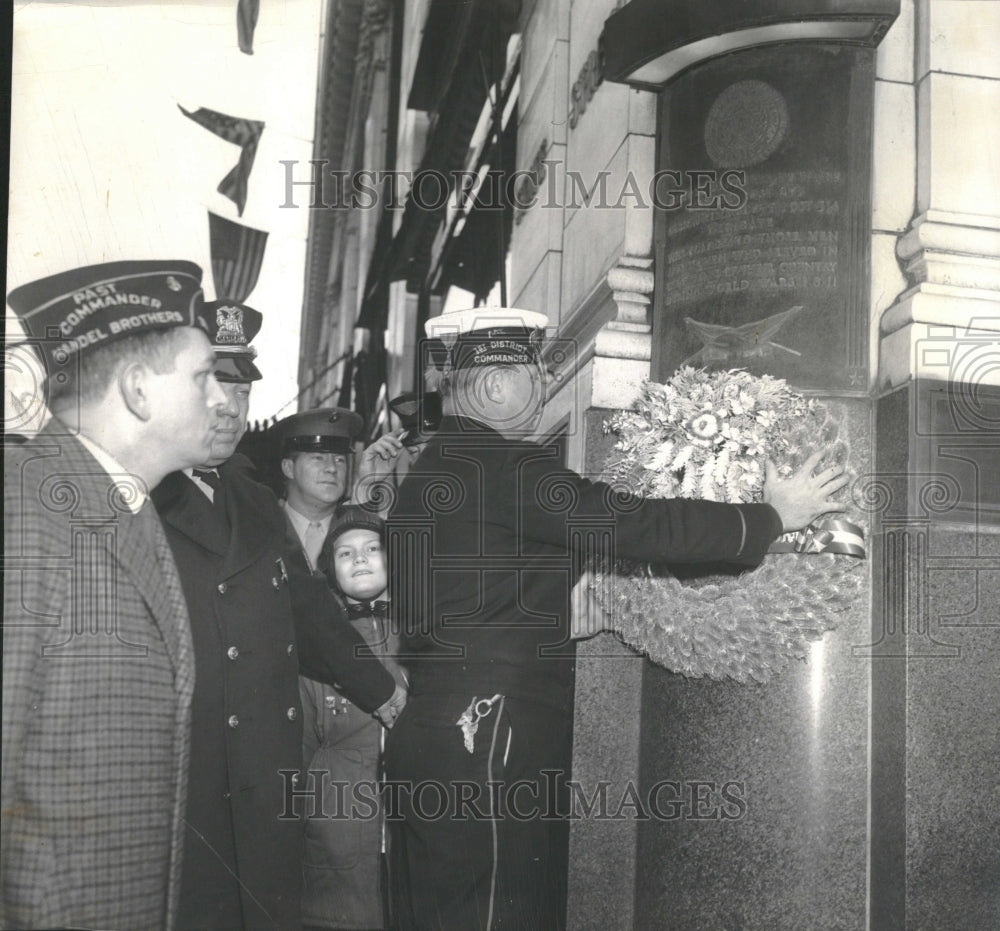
300, 505, 406, 931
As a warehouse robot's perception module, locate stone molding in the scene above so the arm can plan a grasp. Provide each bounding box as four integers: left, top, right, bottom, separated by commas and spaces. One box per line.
897, 212, 1000, 294
590, 254, 655, 409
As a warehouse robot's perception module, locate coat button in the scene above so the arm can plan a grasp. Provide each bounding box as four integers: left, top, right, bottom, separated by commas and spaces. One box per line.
217, 582, 228, 594
286, 706, 297, 721
286, 643, 294, 656
227, 714, 239, 728
227, 646, 239, 661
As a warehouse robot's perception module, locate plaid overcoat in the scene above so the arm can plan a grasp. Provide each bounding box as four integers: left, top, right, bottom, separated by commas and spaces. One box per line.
2, 423, 195, 930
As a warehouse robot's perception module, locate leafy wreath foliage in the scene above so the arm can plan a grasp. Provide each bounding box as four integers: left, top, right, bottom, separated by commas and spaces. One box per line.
591, 368, 864, 684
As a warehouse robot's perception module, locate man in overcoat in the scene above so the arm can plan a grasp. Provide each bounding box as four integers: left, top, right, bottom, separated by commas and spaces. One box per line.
152, 300, 404, 930
385, 306, 851, 930
3, 260, 225, 929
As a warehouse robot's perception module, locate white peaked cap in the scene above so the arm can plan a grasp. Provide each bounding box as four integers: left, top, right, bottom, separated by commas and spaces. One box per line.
423, 306, 549, 340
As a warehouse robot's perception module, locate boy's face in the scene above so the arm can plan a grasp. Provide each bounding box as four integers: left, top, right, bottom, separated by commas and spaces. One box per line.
331, 528, 387, 601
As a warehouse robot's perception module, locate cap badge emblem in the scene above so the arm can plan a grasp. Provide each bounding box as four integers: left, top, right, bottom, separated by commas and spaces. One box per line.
216, 305, 246, 344
166, 276, 182, 292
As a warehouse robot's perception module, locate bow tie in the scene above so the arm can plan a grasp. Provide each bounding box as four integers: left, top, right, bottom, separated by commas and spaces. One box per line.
345, 600, 388, 619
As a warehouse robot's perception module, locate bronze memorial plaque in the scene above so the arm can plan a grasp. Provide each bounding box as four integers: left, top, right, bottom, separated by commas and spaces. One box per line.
652, 45, 874, 391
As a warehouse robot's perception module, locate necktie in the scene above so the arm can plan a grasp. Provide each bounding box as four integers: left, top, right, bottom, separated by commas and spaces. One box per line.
345, 600, 389, 619
303, 521, 326, 571
192, 468, 222, 497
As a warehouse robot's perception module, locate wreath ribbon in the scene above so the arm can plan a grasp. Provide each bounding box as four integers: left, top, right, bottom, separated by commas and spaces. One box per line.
768, 518, 866, 558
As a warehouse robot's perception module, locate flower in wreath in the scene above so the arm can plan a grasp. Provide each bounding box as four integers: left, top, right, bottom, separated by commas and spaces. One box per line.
684, 410, 721, 447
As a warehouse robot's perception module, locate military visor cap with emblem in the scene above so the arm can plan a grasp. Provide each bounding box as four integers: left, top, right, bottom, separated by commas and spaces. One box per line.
201, 299, 263, 383
270, 407, 364, 457
424, 306, 548, 371
6, 259, 205, 385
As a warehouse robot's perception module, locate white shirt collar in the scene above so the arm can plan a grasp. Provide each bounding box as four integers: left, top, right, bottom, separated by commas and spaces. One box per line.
76, 433, 148, 513
183, 466, 217, 502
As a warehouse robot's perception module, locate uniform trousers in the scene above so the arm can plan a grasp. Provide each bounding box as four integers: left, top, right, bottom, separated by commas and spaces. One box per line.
384, 693, 572, 931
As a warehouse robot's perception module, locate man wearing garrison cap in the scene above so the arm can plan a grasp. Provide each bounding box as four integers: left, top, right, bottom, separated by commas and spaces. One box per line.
150, 300, 406, 931
385, 306, 851, 930
3, 260, 226, 930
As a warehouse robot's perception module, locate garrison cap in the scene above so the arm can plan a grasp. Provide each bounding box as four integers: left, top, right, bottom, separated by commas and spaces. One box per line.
270, 407, 364, 457
6, 259, 205, 384
424, 306, 548, 371
200, 299, 263, 383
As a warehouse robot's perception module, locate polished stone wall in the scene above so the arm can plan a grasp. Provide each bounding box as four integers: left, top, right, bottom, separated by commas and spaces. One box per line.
631, 398, 873, 930
870, 382, 1000, 930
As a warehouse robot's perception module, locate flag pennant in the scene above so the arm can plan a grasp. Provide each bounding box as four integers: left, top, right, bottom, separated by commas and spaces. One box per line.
208, 212, 269, 303
237, 0, 261, 55
179, 105, 265, 215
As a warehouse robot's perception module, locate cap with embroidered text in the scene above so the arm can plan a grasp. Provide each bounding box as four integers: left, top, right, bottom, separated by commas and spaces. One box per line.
423, 306, 548, 371
200, 299, 263, 383
270, 407, 364, 457
6, 259, 205, 387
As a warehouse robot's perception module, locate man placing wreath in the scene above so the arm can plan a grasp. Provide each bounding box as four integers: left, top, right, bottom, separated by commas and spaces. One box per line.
384, 306, 848, 930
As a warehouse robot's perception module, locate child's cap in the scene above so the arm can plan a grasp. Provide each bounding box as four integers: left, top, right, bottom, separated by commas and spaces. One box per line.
328, 504, 385, 548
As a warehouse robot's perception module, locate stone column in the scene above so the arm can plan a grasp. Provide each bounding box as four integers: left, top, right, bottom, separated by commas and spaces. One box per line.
870, 4, 1000, 926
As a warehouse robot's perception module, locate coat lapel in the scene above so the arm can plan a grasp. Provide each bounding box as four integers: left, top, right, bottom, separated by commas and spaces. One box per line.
115, 503, 196, 694
36, 426, 195, 692
219, 458, 283, 579
153, 470, 229, 557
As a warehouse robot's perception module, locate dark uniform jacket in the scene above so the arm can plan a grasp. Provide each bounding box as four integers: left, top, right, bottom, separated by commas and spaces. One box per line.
384, 415, 784, 930
153, 455, 396, 930
3, 425, 195, 930
388, 415, 783, 711
299, 609, 405, 929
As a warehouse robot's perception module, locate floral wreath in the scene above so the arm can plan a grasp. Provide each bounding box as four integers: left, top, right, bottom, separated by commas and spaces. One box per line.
590, 367, 866, 684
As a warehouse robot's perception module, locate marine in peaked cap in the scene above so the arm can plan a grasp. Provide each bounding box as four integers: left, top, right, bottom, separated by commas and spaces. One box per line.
3, 259, 223, 930
270, 408, 365, 570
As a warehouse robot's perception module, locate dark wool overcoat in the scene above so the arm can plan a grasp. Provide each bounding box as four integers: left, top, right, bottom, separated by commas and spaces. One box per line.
153, 455, 395, 930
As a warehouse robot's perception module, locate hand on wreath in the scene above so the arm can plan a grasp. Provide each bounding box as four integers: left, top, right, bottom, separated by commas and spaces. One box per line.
763, 450, 850, 533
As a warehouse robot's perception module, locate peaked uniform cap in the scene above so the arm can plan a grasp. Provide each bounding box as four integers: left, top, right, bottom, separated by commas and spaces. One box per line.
270, 407, 364, 456
200, 299, 263, 383
423, 306, 549, 340
424, 307, 549, 371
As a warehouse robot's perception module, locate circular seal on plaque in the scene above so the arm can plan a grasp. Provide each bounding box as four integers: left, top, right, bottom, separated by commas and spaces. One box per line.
704, 80, 789, 168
